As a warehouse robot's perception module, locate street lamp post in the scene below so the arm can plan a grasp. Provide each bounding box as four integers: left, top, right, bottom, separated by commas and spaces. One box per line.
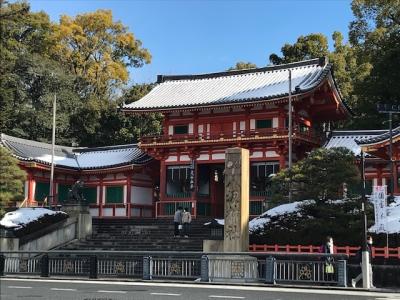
359, 150, 371, 288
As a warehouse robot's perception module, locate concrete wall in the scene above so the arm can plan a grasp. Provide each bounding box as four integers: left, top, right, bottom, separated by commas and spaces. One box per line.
0, 210, 92, 253
19, 219, 76, 251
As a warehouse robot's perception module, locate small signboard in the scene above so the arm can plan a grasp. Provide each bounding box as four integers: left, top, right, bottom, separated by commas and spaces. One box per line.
371, 185, 388, 233
189, 160, 195, 191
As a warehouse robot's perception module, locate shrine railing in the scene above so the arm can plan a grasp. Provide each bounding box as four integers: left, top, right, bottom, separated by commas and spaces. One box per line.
155, 200, 197, 218
89, 203, 154, 218
140, 128, 321, 146
250, 244, 400, 259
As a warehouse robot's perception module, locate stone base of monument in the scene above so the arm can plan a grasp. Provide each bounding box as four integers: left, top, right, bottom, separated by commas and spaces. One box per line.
62, 203, 90, 215
207, 255, 259, 283
62, 204, 92, 240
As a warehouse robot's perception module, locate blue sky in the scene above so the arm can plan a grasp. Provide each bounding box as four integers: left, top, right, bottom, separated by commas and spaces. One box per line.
30, 0, 354, 84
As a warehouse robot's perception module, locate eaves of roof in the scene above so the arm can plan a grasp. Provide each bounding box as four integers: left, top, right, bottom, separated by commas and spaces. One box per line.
0, 133, 153, 171
355, 126, 400, 146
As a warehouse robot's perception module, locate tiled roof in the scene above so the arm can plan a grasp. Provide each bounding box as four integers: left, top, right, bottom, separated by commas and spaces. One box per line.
355, 126, 400, 146
324, 130, 387, 156
0, 134, 152, 170
124, 57, 345, 111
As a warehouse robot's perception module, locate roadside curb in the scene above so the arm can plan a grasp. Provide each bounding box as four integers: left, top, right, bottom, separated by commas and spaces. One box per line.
2, 275, 399, 293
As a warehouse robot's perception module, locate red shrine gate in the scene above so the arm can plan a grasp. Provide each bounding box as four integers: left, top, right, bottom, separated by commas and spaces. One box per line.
123, 57, 351, 218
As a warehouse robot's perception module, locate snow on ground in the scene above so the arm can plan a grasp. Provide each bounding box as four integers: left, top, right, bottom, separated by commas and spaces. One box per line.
204, 197, 400, 234
0, 208, 67, 230
249, 201, 307, 232
204, 219, 224, 226
369, 197, 400, 234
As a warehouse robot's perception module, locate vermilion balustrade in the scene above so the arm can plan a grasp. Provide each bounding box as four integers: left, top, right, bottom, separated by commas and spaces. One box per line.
249, 244, 400, 259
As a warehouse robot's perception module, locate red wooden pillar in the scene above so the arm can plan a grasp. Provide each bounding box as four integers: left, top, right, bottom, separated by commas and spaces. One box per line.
126, 172, 132, 218
245, 107, 251, 133
277, 147, 287, 170
278, 106, 286, 129
193, 112, 198, 137
27, 172, 35, 205
377, 167, 383, 186
395, 163, 399, 194
160, 159, 167, 201
53, 180, 58, 205
99, 176, 104, 218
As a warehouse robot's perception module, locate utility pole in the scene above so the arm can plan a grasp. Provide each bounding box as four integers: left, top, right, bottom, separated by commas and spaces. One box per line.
49, 93, 56, 209
377, 103, 399, 249
377, 103, 400, 201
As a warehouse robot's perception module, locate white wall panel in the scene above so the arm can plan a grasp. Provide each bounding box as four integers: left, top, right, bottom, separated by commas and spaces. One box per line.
166, 155, 178, 162
102, 208, 113, 217
250, 151, 263, 158
212, 153, 225, 160
250, 119, 255, 130
131, 186, 153, 205
265, 151, 279, 157
115, 208, 126, 217
180, 155, 190, 162
273, 117, 279, 128
198, 154, 210, 161
89, 208, 99, 217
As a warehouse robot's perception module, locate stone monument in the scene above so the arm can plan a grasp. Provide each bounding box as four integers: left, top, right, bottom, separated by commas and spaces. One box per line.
223, 148, 249, 252
62, 180, 92, 240
206, 147, 258, 282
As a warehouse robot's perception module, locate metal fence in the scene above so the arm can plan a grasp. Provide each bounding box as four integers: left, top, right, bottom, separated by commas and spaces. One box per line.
151, 257, 201, 279
275, 260, 337, 284
0, 251, 347, 287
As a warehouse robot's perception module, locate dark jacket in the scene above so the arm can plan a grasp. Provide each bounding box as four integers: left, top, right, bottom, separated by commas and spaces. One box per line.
321, 243, 334, 263
355, 244, 372, 263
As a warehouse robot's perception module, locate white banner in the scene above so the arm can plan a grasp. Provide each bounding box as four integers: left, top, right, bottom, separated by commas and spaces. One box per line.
371, 185, 388, 233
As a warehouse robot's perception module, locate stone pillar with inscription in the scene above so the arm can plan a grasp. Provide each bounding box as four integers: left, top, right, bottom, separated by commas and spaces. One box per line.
205, 147, 258, 282
224, 147, 249, 252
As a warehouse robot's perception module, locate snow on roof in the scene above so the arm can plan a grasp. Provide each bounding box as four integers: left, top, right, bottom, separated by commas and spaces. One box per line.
0, 134, 152, 170
0, 208, 67, 230
324, 130, 387, 156
124, 58, 341, 111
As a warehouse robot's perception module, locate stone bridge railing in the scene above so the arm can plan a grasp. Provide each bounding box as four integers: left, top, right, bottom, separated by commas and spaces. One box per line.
0, 251, 348, 287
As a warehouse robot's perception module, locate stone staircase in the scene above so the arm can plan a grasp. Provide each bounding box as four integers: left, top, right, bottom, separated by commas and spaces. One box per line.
61, 217, 214, 251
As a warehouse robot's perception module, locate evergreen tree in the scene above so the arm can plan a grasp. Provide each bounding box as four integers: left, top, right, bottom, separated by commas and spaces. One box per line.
348, 0, 400, 129
0, 147, 26, 216
269, 33, 329, 65
271, 147, 360, 204
227, 61, 257, 71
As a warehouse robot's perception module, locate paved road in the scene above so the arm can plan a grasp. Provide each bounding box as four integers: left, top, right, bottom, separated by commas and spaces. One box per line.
1, 278, 399, 300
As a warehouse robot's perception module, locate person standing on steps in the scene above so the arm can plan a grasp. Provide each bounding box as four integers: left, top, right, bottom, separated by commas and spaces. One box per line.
182, 207, 192, 238
351, 235, 375, 288
173, 206, 183, 237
